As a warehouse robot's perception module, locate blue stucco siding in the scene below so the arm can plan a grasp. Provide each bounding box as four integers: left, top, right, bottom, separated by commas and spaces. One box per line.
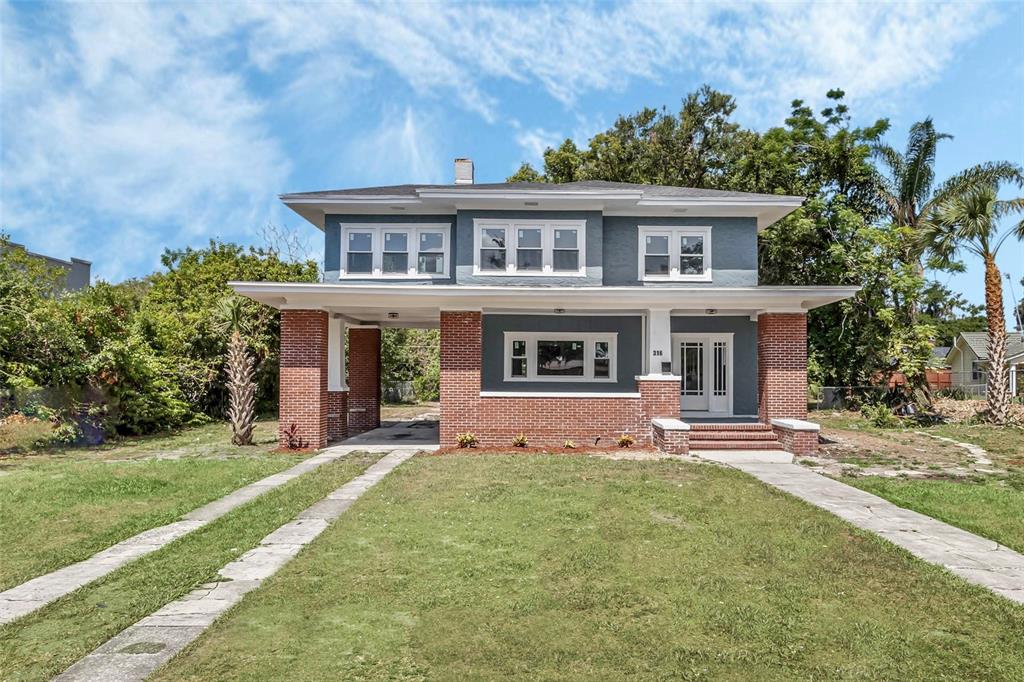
670, 315, 758, 415
481, 314, 643, 393
603, 216, 758, 286
455, 210, 603, 286
323, 214, 456, 283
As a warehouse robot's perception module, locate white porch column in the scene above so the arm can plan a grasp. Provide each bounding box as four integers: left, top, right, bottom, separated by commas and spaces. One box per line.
1011, 363, 1018, 397
645, 308, 674, 375
327, 315, 347, 391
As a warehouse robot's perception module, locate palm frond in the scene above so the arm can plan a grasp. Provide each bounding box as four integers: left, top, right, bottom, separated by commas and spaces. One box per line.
903, 118, 950, 208
932, 162, 1024, 205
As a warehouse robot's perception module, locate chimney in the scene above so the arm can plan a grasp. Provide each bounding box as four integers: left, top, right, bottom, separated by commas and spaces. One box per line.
454, 158, 474, 184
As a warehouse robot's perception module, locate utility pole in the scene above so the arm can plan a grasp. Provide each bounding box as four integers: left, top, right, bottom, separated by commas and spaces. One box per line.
1007, 273, 1023, 332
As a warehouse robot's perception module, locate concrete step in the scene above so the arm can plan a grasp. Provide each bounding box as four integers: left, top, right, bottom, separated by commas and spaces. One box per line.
689, 422, 772, 431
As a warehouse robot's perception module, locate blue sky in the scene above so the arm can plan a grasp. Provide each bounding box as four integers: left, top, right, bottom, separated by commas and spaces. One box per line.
2, 1, 1022, 325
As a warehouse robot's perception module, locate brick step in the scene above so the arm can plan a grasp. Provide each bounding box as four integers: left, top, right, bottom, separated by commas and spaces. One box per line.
688, 440, 784, 451
689, 423, 771, 431
689, 430, 779, 441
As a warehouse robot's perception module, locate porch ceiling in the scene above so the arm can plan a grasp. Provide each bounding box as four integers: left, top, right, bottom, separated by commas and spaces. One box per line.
231, 282, 859, 323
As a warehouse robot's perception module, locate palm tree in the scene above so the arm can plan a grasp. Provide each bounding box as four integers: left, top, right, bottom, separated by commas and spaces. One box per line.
873, 119, 1023, 270
215, 296, 256, 445
920, 183, 1024, 424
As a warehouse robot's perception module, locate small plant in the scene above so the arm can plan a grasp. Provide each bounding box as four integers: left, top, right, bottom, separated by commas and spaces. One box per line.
455, 432, 478, 448
861, 402, 900, 429
283, 422, 308, 450
616, 433, 635, 448
511, 433, 528, 448
563, 439, 576, 449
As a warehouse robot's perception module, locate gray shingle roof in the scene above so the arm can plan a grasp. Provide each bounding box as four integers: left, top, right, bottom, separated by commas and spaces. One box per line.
282, 180, 800, 202
959, 331, 1024, 362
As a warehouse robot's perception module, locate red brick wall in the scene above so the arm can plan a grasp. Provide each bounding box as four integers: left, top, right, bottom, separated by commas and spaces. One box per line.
757, 313, 808, 421
279, 310, 328, 449
326, 390, 348, 442
439, 311, 660, 447
440, 311, 482, 444
653, 422, 689, 455
772, 425, 818, 456
638, 378, 681, 443
348, 327, 381, 434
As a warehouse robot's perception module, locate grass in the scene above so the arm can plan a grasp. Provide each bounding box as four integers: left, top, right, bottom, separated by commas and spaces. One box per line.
847, 475, 1024, 555
0, 420, 298, 591
153, 455, 1024, 681
0, 453, 380, 682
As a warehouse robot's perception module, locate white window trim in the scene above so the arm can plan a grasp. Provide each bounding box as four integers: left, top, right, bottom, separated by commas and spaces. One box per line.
638, 225, 712, 282
339, 223, 450, 279
503, 331, 616, 383
473, 218, 586, 277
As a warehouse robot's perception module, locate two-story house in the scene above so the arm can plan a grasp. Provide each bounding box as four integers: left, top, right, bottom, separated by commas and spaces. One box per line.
233, 159, 858, 455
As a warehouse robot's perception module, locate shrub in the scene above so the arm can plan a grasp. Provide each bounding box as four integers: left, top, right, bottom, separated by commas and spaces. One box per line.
282, 423, 308, 450
511, 433, 528, 448
563, 439, 576, 449
455, 432, 478, 448
861, 402, 900, 428
616, 434, 636, 448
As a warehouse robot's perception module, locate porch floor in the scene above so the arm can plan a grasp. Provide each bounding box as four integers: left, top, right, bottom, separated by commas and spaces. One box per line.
679, 416, 761, 424
337, 417, 440, 448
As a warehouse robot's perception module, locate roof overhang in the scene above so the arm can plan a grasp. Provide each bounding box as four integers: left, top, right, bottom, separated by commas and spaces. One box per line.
230, 282, 858, 326
281, 190, 804, 231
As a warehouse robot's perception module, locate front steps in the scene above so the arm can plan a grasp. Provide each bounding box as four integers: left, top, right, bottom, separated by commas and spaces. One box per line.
687, 422, 783, 451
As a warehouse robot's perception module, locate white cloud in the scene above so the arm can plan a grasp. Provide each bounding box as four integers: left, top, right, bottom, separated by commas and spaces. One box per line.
0, 0, 1006, 280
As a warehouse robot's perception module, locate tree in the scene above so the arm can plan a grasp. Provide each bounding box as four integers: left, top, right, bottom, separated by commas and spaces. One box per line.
920, 182, 1024, 423
873, 119, 1023, 273
216, 296, 256, 445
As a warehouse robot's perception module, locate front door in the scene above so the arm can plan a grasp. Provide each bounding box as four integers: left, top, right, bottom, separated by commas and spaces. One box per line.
673, 334, 732, 414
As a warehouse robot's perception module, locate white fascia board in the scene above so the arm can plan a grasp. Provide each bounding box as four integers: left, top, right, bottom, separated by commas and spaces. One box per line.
415, 189, 644, 200
229, 282, 860, 312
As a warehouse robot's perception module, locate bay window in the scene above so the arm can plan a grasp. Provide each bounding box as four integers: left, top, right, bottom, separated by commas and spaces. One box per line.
474, 219, 585, 275
638, 226, 711, 281
339, 224, 449, 278
503, 332, 616, 382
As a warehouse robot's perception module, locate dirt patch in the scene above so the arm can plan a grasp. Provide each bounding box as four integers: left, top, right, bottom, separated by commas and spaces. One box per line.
933, 397, 1024, 424
432, 445, 660, 457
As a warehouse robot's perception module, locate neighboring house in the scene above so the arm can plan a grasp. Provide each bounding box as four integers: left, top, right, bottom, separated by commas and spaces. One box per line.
946, 331, 1024, 396
3, 241, 91, 291
233, 159, 858, 455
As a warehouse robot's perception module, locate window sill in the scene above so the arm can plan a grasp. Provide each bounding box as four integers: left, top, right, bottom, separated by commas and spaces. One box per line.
640, 275, 712, 283
472, 270, 588, 278
338, 274, 449, 280
481, 390, 641, 398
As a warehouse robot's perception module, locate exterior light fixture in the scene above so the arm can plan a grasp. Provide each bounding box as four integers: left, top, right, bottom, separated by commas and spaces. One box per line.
553, 308, 566, 314
389, 206, 406, 211
524, 201, 539, 206
387, 312, 399, 319
672, 208, 688, 213
705, 308, 718, 315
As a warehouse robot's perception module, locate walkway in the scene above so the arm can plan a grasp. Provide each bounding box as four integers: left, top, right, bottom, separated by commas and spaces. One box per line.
701, 452, 1024, 604
0, 449, 358, 625
54, 447, 419, 682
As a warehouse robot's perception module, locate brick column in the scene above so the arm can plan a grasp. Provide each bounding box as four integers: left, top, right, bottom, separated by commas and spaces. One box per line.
348, 327, 381, 434
440, 311, 481, 445
637, 376, 681, 444
279, 310, 328, 449
757, 313, 808, 421
326, 391, 348, 442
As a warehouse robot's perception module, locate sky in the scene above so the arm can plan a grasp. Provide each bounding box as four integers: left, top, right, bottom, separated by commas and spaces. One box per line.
1, 1, 1022, 325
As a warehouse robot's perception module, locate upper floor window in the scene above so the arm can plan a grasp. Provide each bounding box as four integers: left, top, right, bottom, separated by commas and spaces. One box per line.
340, 224, 450, 278
473, 219, 585, 276
638, 226, 712, 282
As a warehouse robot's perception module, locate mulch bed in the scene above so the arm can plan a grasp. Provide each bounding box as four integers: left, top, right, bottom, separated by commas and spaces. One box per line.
431, 445, 659, 456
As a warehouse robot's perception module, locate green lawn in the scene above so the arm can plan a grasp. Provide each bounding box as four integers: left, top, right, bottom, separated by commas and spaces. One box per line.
153, 455, 1024, 681
847, 475, 1024, 555
0, 453, 380, 682
0, 420, 298, 590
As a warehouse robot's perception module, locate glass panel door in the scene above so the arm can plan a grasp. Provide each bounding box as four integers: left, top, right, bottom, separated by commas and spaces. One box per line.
680, 341, 708, 411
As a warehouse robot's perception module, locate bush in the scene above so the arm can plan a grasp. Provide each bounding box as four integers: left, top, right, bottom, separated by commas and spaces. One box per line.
511, 433, 528, 448
455, 432, 478, 448
563, 439, 576, 449
861, 402, 900, 428
616, 434, 636, 448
